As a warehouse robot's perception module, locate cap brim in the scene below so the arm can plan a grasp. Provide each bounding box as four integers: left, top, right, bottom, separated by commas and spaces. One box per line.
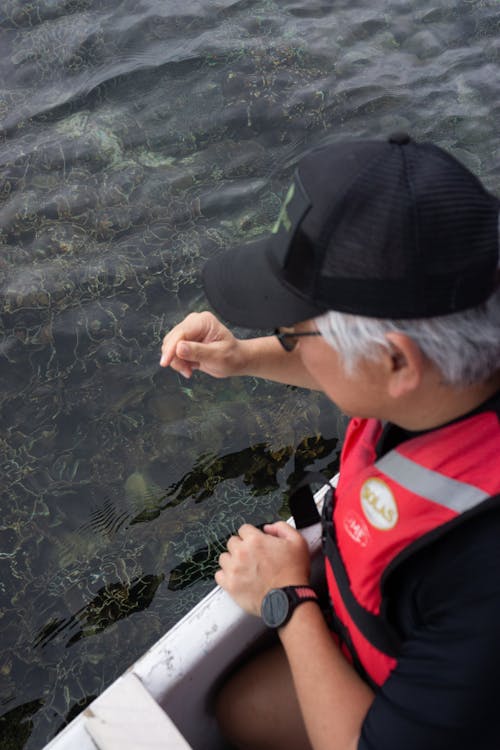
202, 238, 324, 330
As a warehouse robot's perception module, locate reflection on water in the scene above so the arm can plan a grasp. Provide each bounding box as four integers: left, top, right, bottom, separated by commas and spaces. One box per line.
0, 0, 499, 747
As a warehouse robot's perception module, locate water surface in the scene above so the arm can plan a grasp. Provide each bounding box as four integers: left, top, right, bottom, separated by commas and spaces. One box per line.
0, 0, 499, 747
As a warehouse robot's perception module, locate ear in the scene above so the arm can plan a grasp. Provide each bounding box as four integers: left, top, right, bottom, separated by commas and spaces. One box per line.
383, 331, 426, 398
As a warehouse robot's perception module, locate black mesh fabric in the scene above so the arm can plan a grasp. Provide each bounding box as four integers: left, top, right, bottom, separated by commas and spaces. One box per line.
290, 138, 500, 318
320, 149, 414, 280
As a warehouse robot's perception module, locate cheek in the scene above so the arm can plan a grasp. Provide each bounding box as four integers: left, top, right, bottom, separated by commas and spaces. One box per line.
300, 346, 373, 414
300, 347, 343, 394
300, 346, 330, 380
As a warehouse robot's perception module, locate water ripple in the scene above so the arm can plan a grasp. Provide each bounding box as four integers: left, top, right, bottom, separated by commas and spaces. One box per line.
0, 1, 499, 748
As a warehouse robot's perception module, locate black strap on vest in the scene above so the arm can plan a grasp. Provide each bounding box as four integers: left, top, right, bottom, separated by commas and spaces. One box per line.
289, 471, 330, 529
322, 489, 402, 658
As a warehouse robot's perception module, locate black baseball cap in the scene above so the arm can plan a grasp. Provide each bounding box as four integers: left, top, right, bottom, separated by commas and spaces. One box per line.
202, 133, 499, 328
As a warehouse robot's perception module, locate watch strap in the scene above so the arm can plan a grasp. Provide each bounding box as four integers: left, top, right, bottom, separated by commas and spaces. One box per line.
285, 585, 318, 605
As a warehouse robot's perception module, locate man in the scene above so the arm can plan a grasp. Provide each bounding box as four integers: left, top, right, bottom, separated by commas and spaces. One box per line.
160, 134, 500, 749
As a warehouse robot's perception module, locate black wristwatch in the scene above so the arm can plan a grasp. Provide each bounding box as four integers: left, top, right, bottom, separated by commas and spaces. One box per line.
261, 585, 319, 629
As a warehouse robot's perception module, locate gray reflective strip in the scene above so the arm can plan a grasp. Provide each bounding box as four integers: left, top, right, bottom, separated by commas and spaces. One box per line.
375, 450, 489, 514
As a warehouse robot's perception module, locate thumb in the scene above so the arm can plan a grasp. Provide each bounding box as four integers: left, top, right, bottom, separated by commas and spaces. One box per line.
263, 521, 299, 541
176, 340, 207, 362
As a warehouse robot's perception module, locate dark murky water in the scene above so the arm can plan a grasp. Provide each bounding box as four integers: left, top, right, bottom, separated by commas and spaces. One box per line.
0, 0, 499, 747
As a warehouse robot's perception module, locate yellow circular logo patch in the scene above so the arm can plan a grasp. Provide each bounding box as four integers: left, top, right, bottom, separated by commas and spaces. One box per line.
360, 478, 399, 531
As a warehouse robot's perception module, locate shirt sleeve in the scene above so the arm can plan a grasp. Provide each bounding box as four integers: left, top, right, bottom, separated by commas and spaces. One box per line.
358, 505, 500, 750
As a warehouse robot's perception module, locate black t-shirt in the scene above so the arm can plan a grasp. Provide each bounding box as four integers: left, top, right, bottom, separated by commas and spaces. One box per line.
358, 392, 500, 750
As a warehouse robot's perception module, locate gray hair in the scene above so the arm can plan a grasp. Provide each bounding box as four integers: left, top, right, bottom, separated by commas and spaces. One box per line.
315, 285, 500, 386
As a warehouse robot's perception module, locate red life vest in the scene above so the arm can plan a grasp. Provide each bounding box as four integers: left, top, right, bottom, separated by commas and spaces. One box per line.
323, 409, 500, 688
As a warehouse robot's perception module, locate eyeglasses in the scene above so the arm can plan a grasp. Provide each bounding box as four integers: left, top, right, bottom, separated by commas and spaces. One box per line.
274, 327, 322, 352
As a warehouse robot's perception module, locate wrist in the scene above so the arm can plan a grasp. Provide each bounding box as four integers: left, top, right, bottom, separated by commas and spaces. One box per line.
238, 336, 283, 378
232, 338, 255, 376
277, 598, 327, 644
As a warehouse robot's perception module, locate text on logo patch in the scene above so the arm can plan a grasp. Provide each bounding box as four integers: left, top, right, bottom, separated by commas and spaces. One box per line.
343, 511, 371, 547
360, 478, 399, 531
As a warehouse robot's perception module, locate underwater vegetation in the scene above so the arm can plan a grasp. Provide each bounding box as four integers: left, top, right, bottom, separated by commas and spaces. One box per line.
0, 0, 499, 748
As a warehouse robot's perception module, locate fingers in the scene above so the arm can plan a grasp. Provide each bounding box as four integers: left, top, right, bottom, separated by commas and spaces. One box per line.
214, 567, 224, 587
159, 311, 239, 379
217, 551, 230, 569
159, 312, 213, 369
226, 533, 243, 554
237, 523, 262, 539
218, 526, 259, 576
224, 526, 259, 556
214, 562, 229, 589
215, 522, 311, 612
225, 523, 299, 547
169, 349, 200, 379
163, 341, 201, 376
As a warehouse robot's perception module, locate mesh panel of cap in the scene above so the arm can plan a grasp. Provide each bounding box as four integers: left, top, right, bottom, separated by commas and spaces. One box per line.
321, 148, 413, 280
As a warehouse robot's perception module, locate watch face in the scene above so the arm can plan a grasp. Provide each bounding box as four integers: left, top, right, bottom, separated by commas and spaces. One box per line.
261, 588, 289, 628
